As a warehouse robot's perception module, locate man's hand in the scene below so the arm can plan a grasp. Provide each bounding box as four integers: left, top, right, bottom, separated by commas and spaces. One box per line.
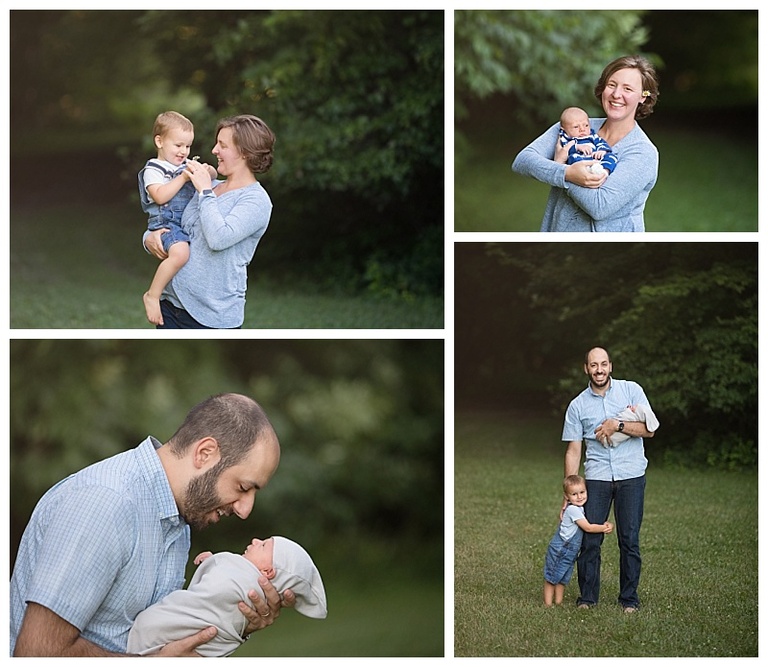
595, 418, 619, 445
238, 576, 297, 636
155, 626, 217, 657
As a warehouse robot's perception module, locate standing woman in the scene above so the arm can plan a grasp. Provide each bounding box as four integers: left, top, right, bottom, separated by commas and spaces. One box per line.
145, 115, 276, 328
512, 55, 660, 232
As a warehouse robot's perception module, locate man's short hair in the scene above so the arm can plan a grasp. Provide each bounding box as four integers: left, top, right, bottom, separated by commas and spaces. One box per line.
584, 346, 611, 366
168, 393, 274, 468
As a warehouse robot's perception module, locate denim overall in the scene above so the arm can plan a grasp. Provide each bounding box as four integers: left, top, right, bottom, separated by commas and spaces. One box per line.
138, 159, 195, 252
544, 528, 583, 585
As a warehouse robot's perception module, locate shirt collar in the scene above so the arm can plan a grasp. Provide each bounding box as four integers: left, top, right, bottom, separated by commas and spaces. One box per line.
587, 376, 613, 397
137, 436, 183, 525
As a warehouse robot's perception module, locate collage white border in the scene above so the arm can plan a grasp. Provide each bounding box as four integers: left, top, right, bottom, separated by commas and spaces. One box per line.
3, 2, 764, 661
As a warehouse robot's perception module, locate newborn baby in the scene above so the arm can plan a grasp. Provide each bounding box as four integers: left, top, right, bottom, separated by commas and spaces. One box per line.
558, 106, 618, 177
601, 404, 660, 447
127, 536, 327, 657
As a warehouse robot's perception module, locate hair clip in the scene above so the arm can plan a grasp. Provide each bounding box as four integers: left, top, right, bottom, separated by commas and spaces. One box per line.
642, 90, 651, 98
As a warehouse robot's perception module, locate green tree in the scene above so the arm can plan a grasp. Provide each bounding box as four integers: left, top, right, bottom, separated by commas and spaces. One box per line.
601, 259, 757, 469
10, 340, 444, 561
11, 10, 444, 298
138, 10, 443, 207
133, 10, 445, 298
454, 10, 650, 126
10, 10, 201, 137
456, 243, 757, 468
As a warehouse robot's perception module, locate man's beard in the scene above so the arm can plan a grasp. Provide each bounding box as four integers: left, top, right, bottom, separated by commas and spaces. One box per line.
180, 464, 225, 531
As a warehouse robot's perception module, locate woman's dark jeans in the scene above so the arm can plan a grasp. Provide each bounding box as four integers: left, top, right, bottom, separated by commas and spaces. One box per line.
577, 475, 646, 609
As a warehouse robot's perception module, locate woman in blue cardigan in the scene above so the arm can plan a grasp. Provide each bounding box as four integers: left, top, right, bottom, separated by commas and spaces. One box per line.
144, 115, 276, 328
512, 55, 660, 232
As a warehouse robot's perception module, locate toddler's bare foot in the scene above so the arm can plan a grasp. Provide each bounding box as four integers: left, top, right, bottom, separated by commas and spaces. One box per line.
143, 292, 164, 326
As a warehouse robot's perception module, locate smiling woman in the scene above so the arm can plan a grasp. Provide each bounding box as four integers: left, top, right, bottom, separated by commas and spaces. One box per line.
144, 115, 277, 328
512, 55, 660, 232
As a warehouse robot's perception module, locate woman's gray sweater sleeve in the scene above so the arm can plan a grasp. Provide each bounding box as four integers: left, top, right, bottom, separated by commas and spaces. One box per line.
511, 123, 568, 188
512, 119, 658, 231
566, 139, 658, 221
197, 189, 271, 252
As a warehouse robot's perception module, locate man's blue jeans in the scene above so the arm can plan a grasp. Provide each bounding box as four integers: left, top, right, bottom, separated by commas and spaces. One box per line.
577, 475, 646, 608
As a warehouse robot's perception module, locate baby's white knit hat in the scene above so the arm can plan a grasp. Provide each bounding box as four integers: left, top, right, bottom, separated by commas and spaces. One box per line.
271, 536, 328, 619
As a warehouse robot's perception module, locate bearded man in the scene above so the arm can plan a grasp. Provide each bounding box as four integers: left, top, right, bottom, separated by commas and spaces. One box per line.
11, 393, 294, 656
562, 347, 659, 613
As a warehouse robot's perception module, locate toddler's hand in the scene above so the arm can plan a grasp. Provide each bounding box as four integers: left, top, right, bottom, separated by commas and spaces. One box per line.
181, 157, 202, 182
603, 522, 614, 534
194, 551, 214, 565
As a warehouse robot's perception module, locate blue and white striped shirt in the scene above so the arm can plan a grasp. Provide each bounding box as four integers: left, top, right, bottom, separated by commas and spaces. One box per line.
562, 378, 652, 481
10, 437, 190, 655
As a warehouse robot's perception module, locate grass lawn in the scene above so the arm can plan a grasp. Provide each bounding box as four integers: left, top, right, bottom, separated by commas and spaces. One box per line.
455, 119, 758, 232
173, 531, 444, 657
231, 562, 444, 657
454, 410, 758, 657
10, 203, 443, 329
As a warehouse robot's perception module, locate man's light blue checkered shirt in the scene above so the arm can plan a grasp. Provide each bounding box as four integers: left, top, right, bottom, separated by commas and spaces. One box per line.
562, 378, 653, 481
10, 437, 190, 655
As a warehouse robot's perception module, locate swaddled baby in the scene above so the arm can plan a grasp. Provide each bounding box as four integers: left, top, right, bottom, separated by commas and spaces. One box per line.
601, 404, 660, 447
128, 536, 327, 656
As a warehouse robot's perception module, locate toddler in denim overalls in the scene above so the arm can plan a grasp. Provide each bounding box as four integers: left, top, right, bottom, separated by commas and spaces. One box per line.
139, 111, 216, 326
543, 474, 613, 607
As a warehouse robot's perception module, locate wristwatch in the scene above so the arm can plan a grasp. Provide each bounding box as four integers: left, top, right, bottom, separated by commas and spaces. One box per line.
618, 421, 625, 432
201, 188, 215, 197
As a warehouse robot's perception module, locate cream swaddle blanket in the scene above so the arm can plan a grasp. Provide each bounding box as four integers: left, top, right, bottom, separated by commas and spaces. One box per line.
603, 404, 660, 447
127, 536, 327, 656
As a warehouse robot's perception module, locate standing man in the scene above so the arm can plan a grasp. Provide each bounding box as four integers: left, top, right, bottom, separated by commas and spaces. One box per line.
561, 347, 658, 613
11, 393, 295, 656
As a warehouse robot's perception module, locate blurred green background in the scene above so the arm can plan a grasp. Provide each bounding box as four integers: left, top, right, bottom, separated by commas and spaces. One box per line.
9, 339, 445, 656
455, 242, 757, 470
10, 10, 444, 327
454, 10, 758, 231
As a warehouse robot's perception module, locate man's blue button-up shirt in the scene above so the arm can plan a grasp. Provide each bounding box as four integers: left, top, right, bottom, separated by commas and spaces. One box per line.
10, 437, 190, 655
562, 378, 653, 481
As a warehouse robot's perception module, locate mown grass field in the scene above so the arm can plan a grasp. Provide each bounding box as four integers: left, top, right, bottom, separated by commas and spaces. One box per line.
10, 203, 443, 329
454, 116, 758, 232
454, 410, 757, 657
231, 545, 444, 657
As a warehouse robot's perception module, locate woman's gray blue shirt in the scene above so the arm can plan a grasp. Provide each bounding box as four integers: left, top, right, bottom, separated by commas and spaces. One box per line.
512, 118, 658, 232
